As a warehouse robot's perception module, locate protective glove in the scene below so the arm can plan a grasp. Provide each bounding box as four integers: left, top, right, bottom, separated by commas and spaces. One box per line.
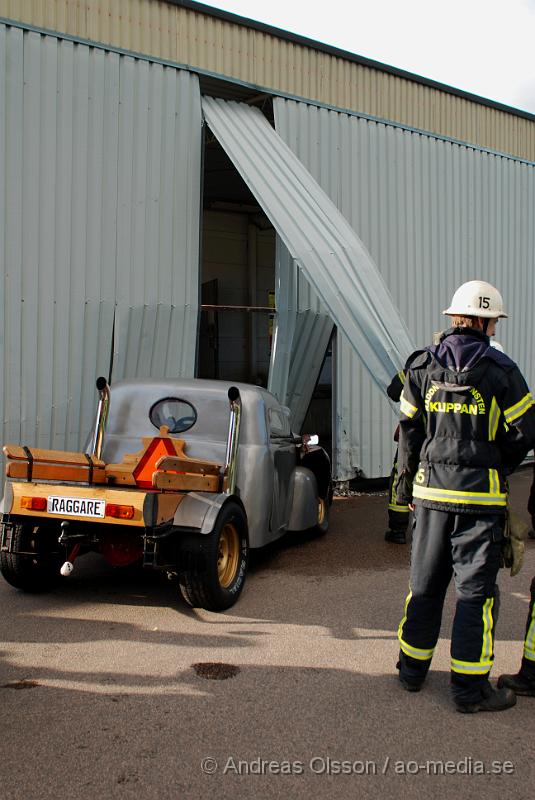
502, 509, 529, 577
509, 537, 525, 578
395, 470, 413, 508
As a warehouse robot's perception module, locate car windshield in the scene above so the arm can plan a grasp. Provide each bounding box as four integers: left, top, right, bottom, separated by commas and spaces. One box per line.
149, 398, 197, 434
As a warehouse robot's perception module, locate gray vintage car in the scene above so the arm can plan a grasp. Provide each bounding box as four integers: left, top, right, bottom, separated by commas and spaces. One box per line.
0, 378, 331, 611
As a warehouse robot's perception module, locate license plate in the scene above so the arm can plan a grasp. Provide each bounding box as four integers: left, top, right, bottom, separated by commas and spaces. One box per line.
47, 496, 106, 518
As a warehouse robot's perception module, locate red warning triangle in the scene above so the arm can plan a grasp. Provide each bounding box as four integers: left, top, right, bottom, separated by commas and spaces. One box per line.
133, 437, 177, 489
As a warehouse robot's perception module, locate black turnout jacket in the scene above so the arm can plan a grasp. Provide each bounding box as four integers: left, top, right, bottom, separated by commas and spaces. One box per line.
396, 327, 535, 514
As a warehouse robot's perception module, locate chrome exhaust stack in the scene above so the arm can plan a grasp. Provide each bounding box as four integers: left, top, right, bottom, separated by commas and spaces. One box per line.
224, 386, 242, 495
89, 376, 110, 460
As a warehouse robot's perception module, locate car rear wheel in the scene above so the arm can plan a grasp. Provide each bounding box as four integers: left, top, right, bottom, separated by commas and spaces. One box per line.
0, 523, 63, 592
177, 502, 249, 611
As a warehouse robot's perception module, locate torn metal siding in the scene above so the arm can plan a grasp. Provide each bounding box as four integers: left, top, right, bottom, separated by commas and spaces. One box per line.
274, 97, 535, 479
268, 240, 333, 431
202, 97, 415, 414
0, 25, 202, 454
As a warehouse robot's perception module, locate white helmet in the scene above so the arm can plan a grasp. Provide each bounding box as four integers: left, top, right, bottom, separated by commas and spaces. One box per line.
443, 280, 507, 319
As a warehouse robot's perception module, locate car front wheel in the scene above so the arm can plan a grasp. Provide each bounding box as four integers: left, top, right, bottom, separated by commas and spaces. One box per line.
316, 496, 330, 534
177, 502, 249, 611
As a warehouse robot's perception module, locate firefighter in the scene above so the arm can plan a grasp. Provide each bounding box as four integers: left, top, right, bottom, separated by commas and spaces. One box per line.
497, 577, 535, 696
385, 369, 411, 543
394, 280, 535, 712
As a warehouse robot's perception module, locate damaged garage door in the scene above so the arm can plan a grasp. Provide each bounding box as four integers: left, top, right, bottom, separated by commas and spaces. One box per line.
202, 97, 415, 409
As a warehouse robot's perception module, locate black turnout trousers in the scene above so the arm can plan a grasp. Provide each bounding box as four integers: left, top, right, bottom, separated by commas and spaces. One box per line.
398, 505, 504, 704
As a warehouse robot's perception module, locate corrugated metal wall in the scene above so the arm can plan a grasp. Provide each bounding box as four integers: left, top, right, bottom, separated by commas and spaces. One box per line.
111, 54, 202, 383
1, 1, 535, 161
0, 24, 202, 453
275, 97, 535, 479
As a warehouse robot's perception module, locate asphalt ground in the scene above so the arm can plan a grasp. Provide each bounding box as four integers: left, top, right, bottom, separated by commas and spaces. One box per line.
1, 468, 534, 800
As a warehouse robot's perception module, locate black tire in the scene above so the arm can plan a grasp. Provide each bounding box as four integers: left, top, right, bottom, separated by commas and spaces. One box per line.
177, 502, 249, 611
0, 523, 63, 593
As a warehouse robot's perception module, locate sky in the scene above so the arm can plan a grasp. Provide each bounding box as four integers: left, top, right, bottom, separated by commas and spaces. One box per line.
201, 0, 535, 114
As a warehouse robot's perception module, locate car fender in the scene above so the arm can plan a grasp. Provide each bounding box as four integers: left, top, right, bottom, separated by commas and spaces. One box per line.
172, 491, 245, 534
287, 467, 319, 531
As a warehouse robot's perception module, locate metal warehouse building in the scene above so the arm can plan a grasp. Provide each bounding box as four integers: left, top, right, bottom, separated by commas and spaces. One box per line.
1, 0, 535, 482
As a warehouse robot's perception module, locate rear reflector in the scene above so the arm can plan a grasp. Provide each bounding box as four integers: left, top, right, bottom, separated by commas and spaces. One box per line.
105, 503, 135, 520
21, 496, 47, 511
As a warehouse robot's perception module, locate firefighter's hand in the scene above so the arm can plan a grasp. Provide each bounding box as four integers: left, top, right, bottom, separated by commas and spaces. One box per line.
408, 503, 415, 511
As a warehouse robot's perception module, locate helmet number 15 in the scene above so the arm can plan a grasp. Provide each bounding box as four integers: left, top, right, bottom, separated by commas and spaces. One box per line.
479, 296, 490, 309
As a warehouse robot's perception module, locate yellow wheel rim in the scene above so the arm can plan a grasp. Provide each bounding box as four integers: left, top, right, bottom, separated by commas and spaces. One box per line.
318, 498, 326, 526
218, 523, 240, 588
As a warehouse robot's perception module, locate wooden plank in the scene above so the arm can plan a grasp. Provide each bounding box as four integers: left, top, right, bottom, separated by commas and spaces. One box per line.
10, 481, 146, 527
152, 472, 219, 492
6, 461, 107, 484
155, 455, 221, 475
104, 464, 137, 485
3, 444, 105, 467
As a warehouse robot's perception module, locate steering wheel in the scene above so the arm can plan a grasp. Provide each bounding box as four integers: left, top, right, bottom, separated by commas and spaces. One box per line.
173, 416, 196, 431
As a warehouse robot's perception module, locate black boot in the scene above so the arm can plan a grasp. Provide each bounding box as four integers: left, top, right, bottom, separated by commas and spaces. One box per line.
497, 672, 535, 696
385, 529, 406, 544
396, 659, 424, 692
398, 674, 422, 692
455, 685, 516, 713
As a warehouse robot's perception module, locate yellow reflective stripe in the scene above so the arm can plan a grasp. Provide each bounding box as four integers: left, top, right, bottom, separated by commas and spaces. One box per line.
397, 589, 434, 660
504, 393, 534, 423
399, 637, 434, 661
398, 588, 412, 645
524, 602, 535, 662
488, 469, 501, 497
412, 485, 507, 506
388, 503, 410, 513
488, 469, 496, 496
451, 658, 493, 675
504, 392, 532, 419
398, 370, 406, 385
488, 397, 501, 441
480, 598, 494, 662
400, 392, 417, 418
